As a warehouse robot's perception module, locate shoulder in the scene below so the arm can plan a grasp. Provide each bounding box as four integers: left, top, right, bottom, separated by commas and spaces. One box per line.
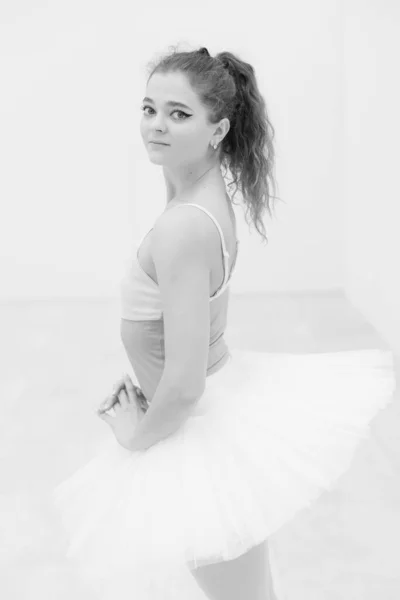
151, 204, 215, 262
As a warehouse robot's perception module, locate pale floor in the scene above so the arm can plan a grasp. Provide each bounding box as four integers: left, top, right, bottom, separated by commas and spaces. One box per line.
1, 289, 399, 599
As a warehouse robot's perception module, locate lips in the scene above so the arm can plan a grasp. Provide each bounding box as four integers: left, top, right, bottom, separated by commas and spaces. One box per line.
149, 141, 169, 146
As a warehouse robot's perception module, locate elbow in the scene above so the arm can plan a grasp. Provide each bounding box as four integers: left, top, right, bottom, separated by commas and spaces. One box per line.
185, 385, 205, 404
163, 370, 205, 404
176, 382, 205, 405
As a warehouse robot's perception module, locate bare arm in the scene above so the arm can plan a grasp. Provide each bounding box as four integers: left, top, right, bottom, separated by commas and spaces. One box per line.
128, 207, 212, 451
128, 372, 201, 451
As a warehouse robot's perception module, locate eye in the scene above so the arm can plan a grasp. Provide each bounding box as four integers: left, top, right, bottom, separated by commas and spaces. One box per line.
172, 109, 191, 120
141, 105, 155, 115
140, 105, 191, 120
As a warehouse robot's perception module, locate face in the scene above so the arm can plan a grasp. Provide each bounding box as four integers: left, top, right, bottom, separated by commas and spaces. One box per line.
140, 71, 229, 167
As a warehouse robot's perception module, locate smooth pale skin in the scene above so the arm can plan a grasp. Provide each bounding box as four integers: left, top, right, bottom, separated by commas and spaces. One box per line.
97, 199, 218, 434
97, 375, 147, 415
96, 374, 146, 450
147, 203, 215, 398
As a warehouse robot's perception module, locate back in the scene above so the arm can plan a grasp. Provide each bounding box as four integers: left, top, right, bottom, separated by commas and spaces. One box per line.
120, 201, 239, 401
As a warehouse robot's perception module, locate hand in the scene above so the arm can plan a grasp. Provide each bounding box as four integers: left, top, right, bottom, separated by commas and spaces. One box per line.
97, 375, 148, 415
97, 375, 147, 450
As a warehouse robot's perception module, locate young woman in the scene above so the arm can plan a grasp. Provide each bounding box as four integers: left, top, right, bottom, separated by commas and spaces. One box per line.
53, 47, 396, 599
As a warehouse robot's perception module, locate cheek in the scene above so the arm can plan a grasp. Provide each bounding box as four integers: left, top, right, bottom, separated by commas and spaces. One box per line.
175, 126, 206, 150
140, 121, 147, 139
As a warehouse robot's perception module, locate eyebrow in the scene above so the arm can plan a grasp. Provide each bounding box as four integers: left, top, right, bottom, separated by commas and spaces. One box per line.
142, 97, 193, 111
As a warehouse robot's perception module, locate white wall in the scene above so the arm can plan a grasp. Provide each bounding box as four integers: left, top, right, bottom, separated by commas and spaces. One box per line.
343, 0, 400, 356
1, 1, 344, 299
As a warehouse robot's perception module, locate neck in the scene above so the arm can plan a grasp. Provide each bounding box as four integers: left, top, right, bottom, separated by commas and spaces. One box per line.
163, 161, 221, 204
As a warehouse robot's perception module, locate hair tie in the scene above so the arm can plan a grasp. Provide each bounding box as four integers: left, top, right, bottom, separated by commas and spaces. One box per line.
198, 47, 210, 57
219, 56, 232, 74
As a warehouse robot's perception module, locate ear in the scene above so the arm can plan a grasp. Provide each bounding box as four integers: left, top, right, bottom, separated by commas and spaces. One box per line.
215, 117, 230, 141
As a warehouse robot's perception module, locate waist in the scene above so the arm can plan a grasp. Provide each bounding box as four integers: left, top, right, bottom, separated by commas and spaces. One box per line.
120, 318, 230, 395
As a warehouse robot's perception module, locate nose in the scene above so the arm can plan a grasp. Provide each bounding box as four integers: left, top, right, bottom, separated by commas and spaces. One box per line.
153, 116, 166, 132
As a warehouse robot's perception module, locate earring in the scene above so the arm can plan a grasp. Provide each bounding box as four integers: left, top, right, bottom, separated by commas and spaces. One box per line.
211, 142, 218, 150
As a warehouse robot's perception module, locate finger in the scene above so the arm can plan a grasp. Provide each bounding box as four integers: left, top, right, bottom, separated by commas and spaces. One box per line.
121, 374, 139, 396
126, 378, 148, 411
111, 377, 127, 397
98, 393, 118, 414
139, 396, 149, 412
97, 398, 116, 415
125, 379, 146, 413
123, 375, 139, 404
97, 410, 114, 425
100, 374, 126, 412
117, 388, 129, 409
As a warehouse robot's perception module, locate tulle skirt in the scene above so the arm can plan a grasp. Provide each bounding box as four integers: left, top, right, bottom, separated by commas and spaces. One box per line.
52, 348, 396, 599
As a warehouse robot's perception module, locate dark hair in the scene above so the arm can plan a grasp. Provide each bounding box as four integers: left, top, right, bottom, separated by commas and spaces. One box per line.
145, 45, 282, 245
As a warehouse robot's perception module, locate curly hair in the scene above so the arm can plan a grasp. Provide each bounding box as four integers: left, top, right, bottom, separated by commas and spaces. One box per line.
145, 44, 282, 245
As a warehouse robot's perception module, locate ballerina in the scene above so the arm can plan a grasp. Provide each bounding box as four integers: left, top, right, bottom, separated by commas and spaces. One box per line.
52, 45, 396, 600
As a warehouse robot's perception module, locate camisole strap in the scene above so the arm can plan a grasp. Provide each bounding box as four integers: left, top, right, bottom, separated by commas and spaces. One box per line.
170, 202, 238, 299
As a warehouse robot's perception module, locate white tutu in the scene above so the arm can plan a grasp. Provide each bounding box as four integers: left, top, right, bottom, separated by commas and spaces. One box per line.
52, 348, 396, 598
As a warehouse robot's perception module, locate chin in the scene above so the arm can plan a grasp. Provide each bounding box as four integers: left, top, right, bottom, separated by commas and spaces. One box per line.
147, 154, 167, 165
